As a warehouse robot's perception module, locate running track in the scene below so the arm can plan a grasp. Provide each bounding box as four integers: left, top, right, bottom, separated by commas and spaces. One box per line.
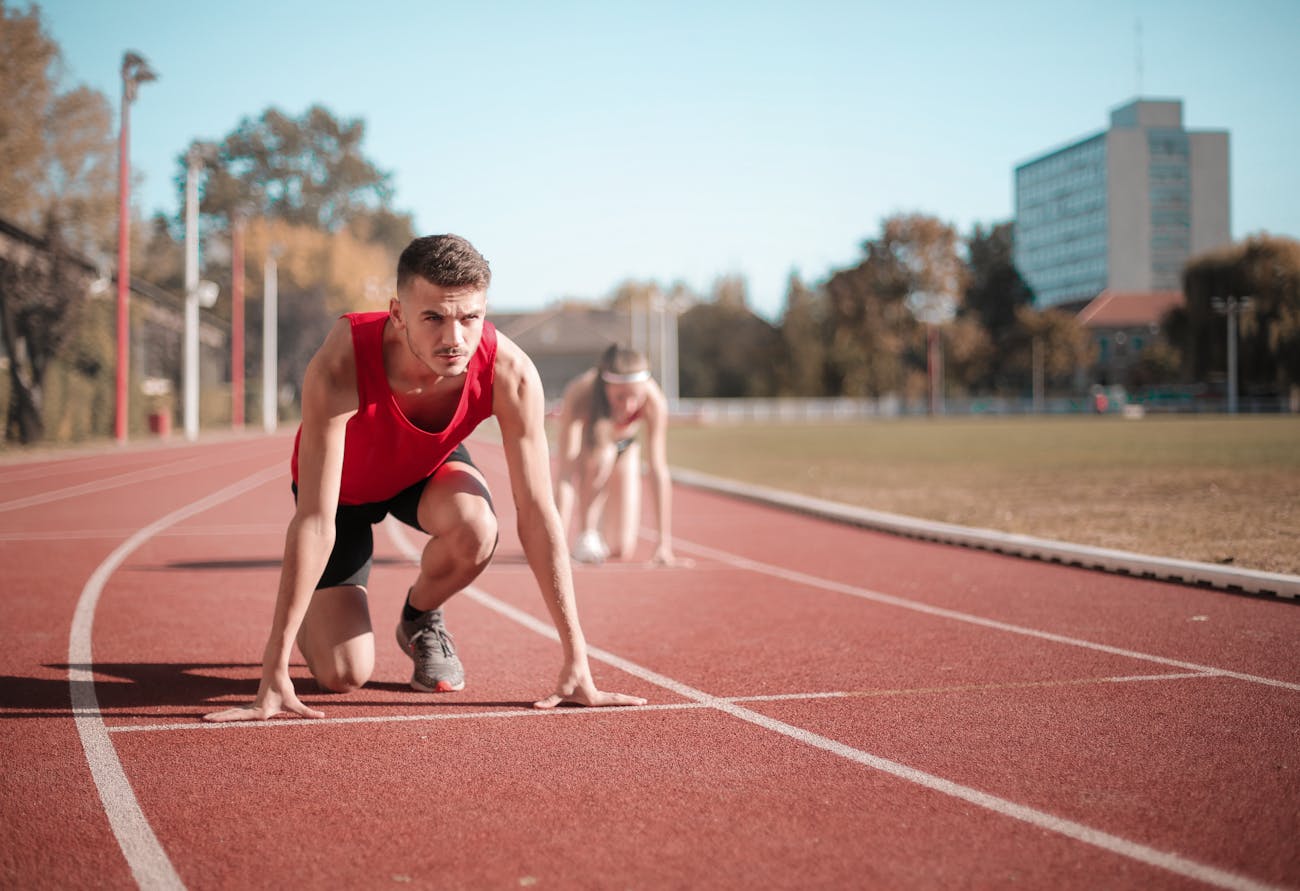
2, 432, 1297, 890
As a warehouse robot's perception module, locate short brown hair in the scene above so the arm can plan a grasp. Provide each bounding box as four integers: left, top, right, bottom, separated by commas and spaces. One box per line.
396, 234, 491, 291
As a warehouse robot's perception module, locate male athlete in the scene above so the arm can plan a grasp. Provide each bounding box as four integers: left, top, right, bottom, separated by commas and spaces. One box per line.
206, 234, 645, 721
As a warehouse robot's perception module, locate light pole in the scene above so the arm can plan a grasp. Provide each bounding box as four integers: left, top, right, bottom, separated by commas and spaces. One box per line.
905, 291, 957, 415
231, 216, 245, 429
113, 51, 157, 443
262, 244, 283, 434
1211, 296, 1253, 414
183, 149, 219, 441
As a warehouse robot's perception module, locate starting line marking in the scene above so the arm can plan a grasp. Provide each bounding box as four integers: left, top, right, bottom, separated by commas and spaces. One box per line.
103, 670, 1214, 734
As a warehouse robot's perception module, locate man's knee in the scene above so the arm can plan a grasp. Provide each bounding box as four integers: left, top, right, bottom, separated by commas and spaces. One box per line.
437, 502, 499, 567
314, 664, 371, 694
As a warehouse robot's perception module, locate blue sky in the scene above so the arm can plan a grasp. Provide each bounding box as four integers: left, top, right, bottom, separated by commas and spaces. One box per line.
34, 0, 1300, 319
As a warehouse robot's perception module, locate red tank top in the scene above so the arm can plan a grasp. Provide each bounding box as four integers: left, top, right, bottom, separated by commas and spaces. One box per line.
291, 311, 498, 505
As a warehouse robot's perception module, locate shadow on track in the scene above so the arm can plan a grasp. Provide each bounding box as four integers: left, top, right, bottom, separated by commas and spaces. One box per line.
0, 664, 533, 719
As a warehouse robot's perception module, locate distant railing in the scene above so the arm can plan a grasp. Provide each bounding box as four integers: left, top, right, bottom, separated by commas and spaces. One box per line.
671, 394, 1295, 422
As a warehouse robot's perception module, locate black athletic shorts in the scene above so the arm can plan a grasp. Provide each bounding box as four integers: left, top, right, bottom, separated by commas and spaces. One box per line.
291, 442, 490, 590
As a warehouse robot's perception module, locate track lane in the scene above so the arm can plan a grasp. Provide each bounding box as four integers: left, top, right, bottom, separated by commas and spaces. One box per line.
4, 432, 1296, 889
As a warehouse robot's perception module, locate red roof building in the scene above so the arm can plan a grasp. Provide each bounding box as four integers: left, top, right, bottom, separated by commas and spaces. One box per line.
1075, 289, 1184, 387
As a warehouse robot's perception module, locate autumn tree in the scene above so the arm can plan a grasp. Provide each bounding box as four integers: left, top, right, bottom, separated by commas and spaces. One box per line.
143, 106, 420, 415
0, 3, 118, 443
1174, 234, 1300, 400
823, 214, 965, 398
0, 2, 51, 227
238, 218, 397, 410
1001, 306, 1096, 395
962, 221, 1034, 391
0, 221, 87, 441
678, 275, 781, 398
183, 105, 415, 251
776, 271, 827, 396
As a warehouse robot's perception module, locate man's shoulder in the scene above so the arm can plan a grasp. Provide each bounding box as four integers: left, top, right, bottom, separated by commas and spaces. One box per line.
490, 330, 536, 382
308, 317, 360, 392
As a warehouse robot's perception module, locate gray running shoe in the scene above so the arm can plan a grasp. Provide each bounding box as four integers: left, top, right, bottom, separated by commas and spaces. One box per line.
396, 608, 465, 693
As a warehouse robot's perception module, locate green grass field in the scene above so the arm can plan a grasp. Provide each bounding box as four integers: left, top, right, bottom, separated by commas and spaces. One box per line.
667, 414, 1300, 576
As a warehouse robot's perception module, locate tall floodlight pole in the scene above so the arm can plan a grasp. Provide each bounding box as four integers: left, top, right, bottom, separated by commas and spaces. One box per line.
665, 298, 682, 413
1212, 296, 1253, 415
183, 149, 201, 440
263, 245, 282, 433
905, 292, 956, 416
113, 51, 157, 443
653, 289, 668, 387
231, 216, 245, 429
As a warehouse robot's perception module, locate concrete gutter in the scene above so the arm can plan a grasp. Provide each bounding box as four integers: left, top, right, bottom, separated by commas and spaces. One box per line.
670, 467, 1300, 601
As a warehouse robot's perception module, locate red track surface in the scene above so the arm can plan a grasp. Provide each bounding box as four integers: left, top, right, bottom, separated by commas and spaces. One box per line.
3, 432, 1298, 890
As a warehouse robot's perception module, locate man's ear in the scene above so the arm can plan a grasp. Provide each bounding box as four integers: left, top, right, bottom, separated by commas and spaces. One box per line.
389, 296, 405, 330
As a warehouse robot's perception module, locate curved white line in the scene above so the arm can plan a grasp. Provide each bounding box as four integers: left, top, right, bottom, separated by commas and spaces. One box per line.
3, 448, 265, 513
69, 464, 284, 889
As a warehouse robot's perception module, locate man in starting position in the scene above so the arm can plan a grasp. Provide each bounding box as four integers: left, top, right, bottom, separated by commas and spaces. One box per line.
206, 234, 645, 721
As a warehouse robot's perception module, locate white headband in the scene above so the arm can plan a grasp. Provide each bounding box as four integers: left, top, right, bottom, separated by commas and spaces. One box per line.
601, 369, 651, 384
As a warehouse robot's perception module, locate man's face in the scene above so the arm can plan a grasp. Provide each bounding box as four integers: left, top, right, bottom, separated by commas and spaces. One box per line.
391, 277, 487, 378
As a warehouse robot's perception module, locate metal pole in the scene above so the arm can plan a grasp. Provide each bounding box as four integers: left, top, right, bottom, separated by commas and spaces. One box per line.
927, 325, 940, 415
183, 151, 201, 440
262, 252, 279, 433
631, 296, 643, 355
666, 304, 680, 411
1032, 336, 1045, 413
1227, 301, 1238, 415
656, 294, 668, 388
231, 218, 244, 429
112, 53, 155, 443
114, 75, 132, 443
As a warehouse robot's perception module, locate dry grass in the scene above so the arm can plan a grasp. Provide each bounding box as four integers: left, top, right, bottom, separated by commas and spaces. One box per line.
667, 415, 1300, 576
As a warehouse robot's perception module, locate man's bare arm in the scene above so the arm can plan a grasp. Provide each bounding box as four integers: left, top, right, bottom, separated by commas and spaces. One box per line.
205, 319, 358, 722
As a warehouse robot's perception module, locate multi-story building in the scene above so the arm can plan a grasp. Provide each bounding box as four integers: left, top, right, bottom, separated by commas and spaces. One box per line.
1014, 98, 1230, 309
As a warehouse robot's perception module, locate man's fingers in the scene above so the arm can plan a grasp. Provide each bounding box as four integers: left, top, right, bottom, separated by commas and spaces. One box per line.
591, 692, 648, 707
202, 706, 265, 723
201, 700, 323, 722
533, 690, 647, 710
286, 699, 326, 720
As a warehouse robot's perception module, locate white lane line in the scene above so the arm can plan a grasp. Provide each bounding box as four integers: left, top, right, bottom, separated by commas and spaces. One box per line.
0, 524, 287, 543
383, 519, 1283, 891
70, 463, 284, 891
108, 702, 714, 733
2, 448, 274, 513
672, 537, 1300, 693
105, 671, 1211, 735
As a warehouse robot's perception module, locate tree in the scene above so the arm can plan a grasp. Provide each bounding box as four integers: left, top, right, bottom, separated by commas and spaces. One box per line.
1002, 306, 1096, 395
822, 214, 964, 397
238, 218, 398, 409
962, 221, 1034, 392
1176, 234, 1300, 397
186, 105, 414, 251
678, 276, 781, 398
776, 271, 827, 396
0, 219, 85, 442
0, 2, 118, 443
0, 2, 53, 227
